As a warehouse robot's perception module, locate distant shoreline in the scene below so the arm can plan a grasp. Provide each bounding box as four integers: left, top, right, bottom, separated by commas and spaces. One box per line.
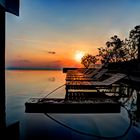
6, 68, 62, 71
6, 67, 85, 71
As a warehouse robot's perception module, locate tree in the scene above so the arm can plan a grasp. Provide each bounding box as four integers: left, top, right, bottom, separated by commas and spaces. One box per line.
98, 35, 127, 64
81, 54, 98, 68
81, 26, 140, 68
123, 38, 137, 60
129, 25, 140, 61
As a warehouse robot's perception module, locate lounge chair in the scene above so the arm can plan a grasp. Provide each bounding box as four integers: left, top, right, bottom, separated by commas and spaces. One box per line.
66, 73, 126, 87
66, 62, 107, 78
65, 73, 126, 100
66, 68, 108, 81
66, 68, 102, 78
66, 73, 126, 91
66, 68, 95, 77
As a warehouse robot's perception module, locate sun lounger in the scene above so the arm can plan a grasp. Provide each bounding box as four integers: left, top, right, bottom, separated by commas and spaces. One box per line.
67, 68, 95, 77
66, 69, 108, 81
66, 68, 101, 78
66, 73, 126, 89
65, 73, 126, 99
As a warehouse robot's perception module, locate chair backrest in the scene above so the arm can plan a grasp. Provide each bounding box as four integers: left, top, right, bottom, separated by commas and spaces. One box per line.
83, 68, 94, 74
101, 73, 126, 85
86, 68, 101, 77
92, 69, 108, 79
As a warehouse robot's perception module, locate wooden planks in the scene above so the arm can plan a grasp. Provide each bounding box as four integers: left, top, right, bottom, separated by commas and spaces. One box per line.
25, 70, 126, 114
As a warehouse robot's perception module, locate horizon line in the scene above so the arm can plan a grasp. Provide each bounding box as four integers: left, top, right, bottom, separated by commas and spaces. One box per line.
6, 67, 83, 71
6, 67, 62, 71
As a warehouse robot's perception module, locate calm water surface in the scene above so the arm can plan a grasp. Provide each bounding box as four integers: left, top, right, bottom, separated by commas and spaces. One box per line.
6, 70, 140, 140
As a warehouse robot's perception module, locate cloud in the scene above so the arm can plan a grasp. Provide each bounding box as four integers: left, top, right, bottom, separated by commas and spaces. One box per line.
42, 49, 56, 54
47, 51, 56, 54
7, 58, 82, 70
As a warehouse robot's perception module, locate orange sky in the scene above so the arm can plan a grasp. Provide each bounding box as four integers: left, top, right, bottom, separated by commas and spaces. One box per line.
6, 36, 101, 69
6, 0, 140, 69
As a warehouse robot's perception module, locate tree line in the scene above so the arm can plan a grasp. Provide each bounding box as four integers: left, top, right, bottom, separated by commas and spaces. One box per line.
81, 25, 140, 68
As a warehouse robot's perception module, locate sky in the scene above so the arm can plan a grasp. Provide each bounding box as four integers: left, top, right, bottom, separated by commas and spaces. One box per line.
6, 0, 140, 69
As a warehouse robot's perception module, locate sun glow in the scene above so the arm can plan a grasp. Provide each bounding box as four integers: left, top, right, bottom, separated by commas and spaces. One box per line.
74, 51, 85, 62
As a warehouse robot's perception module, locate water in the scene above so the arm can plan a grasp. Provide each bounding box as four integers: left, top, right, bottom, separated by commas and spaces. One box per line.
6, 70, 140, 140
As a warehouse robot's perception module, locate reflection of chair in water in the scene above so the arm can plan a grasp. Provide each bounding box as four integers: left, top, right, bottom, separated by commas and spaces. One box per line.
66, 68, 108, 81
65, 73, 126, 100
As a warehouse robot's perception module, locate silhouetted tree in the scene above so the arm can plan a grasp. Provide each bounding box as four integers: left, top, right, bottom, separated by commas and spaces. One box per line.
81, 26, 140, 67
123, 38, 137, 60
129, 25, 140, 61
81, 54, 98, 68
98, 35, 126, 64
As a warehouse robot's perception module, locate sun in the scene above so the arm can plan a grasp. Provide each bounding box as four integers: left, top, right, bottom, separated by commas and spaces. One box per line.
74, 51, 85, 62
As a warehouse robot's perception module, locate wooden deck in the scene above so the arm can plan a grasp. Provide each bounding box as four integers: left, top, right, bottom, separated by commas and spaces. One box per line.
25, 98, 120, 113
25, 70, 128, 114
25, 61, 140, 114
